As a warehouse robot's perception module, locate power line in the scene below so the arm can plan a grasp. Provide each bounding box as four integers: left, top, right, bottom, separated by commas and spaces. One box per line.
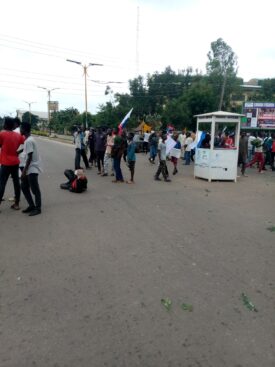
0, 34, 191, 73
0, 33, 134, 64
0, 82, 107, 97
0, 67, 80, 80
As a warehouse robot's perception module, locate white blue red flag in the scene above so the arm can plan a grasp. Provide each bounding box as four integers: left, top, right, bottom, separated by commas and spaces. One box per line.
119, 108, 133, 130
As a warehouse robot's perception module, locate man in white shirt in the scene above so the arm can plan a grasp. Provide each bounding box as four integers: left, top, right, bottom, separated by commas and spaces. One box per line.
184, 132, 193, 165
248, 133, 256, 161
154, 133, 171, 182
20, 122, 42, 216
143, 131, 150, 154
178, 130, 186, 159
246, 133, 264, 173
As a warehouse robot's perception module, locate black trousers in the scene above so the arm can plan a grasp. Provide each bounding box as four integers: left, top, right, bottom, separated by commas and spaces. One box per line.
0, 164, 20, 204
155, 160, 169, 179
271, 152, 275, 171
75, 148, 89, 169
21, 173, 41, 210
96, 151, 105, 172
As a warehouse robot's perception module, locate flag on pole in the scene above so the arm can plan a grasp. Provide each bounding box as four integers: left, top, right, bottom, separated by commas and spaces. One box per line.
119, 108, 133, 130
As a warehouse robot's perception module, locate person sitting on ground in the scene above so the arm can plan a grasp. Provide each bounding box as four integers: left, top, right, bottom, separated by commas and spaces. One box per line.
60, 169, 88, 193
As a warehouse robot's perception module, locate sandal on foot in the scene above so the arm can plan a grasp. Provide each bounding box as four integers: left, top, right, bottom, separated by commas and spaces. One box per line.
11, 204, 20, 210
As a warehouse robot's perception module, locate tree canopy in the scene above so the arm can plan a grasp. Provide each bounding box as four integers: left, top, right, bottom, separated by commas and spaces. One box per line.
42, 38, 275, 134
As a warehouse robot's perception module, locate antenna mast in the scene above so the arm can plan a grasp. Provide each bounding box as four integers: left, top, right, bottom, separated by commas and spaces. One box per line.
136, 5, 140, 77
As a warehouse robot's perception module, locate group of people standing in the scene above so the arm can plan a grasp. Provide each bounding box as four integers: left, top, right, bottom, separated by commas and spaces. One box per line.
74, 127, 136, 184
240, 131, 275, 175
0, 117, 42, 215
73, 127, 197, 184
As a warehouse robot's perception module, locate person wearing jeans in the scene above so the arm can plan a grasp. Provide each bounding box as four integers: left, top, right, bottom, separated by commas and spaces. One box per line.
111, 128, 124, 183
184, 132, 193, 165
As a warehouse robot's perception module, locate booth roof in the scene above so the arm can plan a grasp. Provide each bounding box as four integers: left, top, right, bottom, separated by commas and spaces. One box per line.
194, 111, 244, 118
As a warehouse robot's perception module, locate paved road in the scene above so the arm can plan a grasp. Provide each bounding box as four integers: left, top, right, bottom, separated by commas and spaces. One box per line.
1, 137, 275, 367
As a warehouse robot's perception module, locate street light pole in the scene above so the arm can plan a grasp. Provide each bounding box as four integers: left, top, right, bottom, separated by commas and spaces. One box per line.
37, 86, 60, 131
23, 101, 36, 126
66, 59, 103, 129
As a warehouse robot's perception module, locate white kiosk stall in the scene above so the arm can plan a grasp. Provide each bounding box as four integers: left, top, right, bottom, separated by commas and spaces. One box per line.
194, 111, 242, 182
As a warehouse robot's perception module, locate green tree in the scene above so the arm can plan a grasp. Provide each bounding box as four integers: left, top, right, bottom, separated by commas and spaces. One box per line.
50, 108, 80, 133
258, 78, 275, 101
22, 112, 39, 130
95, 102, 119, 127
147, 67, 193, 115
162, 77, 216, 130
206, 38, 238, 110
0, 116, 4, 130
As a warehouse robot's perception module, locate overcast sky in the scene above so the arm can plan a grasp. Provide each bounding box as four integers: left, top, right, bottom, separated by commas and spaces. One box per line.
0, 0, 274, 117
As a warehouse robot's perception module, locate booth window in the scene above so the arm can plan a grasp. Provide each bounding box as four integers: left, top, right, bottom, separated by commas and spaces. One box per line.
214, 122, 237, 150
197, 122, 211, 149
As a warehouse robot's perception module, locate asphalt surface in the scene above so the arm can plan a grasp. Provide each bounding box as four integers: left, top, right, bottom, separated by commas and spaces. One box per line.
0, 137, 275, 367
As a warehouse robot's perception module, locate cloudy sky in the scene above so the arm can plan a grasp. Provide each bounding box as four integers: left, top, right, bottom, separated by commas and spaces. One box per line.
0, 0, 274, 117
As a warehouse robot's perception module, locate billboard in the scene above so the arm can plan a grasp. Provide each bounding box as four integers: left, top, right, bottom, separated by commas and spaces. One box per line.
243, 102, 275, 129
48, 101, 59, 112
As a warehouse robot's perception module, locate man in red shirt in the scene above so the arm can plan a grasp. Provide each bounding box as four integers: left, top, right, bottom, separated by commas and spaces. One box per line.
0, 117, 25, 211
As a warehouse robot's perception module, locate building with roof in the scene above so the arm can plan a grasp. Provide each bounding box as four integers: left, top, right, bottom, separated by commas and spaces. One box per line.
16, 109, 48, 121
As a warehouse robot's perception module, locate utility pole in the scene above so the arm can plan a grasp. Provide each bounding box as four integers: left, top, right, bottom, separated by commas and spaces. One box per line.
23, 101, 36, 126
37, 86, 60, 130
136, 6, 140, 77
66, 59, 103, 129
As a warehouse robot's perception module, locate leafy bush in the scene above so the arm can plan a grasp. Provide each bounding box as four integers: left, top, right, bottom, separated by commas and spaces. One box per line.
32, 130, 49, 137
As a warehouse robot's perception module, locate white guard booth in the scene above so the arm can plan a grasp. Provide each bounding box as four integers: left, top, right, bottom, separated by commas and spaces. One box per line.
194, 111, 242, 182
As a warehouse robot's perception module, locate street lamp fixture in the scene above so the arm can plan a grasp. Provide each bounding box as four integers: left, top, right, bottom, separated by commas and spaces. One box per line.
23, 100, 36, 125
37, 86, 60, 131
66, 59, 103, 129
